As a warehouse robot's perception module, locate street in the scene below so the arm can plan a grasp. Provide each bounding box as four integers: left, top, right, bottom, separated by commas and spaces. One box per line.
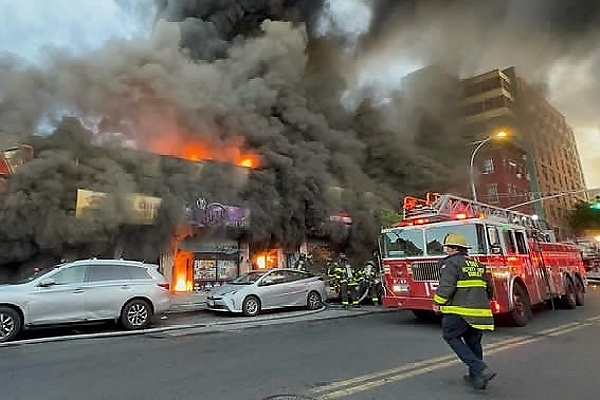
2, 286, 600, 400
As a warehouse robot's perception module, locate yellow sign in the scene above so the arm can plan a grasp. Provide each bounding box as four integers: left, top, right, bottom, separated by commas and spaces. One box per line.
75, 189, 162, 225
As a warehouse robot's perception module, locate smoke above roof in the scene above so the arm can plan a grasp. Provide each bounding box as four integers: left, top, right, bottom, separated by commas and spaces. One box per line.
0, 0, 598, 267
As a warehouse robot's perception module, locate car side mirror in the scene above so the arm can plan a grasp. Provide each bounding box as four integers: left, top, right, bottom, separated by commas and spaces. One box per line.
39, 278, 56, 287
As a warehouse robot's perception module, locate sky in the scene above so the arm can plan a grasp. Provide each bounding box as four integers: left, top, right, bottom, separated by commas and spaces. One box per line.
0, 0, 597, 188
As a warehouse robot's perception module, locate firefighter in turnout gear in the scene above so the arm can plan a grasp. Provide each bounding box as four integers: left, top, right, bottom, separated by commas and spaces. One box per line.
360, 261, 380, 304
433, 233, 497, 390
332, 254, 359, 308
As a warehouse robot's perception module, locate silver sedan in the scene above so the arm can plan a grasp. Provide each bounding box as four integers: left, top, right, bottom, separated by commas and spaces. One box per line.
206, 269, 326, 316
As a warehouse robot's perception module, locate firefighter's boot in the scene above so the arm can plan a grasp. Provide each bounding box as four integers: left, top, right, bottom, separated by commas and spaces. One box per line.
472, 368, 496, 390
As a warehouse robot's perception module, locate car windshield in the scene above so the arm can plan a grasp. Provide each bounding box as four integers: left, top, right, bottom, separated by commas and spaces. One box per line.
7, 264, 62, 285
230, 271, 265, 285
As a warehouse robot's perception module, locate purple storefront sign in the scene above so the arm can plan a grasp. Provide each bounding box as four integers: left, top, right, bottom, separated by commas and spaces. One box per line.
187, 199, 249, 228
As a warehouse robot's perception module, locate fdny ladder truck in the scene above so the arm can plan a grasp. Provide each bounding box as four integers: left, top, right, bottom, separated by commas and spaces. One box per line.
379, 193, 586, 326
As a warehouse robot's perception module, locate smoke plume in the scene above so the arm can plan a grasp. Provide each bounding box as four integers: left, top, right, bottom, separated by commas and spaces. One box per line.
1, 0, 598, 270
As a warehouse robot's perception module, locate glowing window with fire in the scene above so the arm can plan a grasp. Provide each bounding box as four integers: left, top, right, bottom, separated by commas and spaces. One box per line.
253, 250, 279, 269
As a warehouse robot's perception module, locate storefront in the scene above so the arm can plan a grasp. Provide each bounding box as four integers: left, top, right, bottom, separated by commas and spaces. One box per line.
162, 198, 251, 292
181, 238, 242, 291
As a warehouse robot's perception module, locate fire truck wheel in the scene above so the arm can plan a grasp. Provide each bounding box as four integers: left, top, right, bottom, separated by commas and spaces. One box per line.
508, 283, 532, 327
561, 278, 577, 310
574, 277, 585, 306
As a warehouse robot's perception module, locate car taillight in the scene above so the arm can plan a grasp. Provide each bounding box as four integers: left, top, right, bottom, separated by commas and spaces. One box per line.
158, 283, 170, 290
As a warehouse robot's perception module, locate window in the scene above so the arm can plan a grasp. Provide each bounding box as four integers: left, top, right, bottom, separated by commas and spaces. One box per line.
486, 184, 499, 203
502, 229, 516, 254
50, 266, 86, 285
425, 224, 487, 255
126, 266, 151, 280
482, 158, 494, 174
87, 265, 130, 282
514, 231, 528, 254
381, 229, 425, 258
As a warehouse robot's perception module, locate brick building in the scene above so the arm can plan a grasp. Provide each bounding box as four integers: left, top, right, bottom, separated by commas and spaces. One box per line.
461, 67, 587, 239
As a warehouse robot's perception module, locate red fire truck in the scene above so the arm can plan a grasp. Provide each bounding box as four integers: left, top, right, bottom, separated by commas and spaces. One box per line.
379, 193, 586, 326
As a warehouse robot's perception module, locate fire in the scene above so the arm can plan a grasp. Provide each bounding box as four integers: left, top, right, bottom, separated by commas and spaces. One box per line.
147, 134, 260, 169
253, 249, 279, 270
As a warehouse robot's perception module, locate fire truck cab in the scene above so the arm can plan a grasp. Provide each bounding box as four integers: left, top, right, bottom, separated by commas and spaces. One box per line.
380, 193, 586, 327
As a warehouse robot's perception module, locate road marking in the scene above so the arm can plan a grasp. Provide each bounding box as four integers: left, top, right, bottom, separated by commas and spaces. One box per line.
310, 317, 600, 399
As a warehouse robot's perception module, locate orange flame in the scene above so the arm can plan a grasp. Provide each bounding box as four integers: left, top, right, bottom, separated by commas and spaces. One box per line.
146, 134, 259, 169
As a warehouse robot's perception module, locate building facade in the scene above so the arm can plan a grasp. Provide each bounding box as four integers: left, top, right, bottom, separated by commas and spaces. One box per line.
461, 67, 587, 239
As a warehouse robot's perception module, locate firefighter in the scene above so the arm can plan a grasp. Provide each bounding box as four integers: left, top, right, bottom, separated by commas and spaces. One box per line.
332, 254, 358, 308
361, 261, 380, 304
432, 233, 496, 390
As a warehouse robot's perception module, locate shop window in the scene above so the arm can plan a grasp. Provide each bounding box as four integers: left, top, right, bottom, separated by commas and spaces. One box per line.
253, 249, 279, 270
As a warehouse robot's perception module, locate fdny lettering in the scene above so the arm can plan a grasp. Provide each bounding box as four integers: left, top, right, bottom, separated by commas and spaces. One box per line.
462, 260, 484, 277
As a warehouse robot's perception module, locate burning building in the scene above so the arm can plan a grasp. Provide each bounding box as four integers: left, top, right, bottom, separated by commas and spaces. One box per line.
4, 0, 597, 283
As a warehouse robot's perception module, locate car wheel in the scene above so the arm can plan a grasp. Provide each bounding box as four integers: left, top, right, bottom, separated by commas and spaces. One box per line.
0, 307, 22, 343
242, 296, 261, 317
307, 291, 323, 310
120, 299, 153, 330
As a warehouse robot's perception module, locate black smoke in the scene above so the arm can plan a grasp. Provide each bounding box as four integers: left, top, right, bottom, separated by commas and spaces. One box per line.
2, 0, 598, 271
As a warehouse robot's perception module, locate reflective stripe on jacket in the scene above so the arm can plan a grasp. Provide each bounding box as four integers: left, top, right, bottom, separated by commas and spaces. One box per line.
433, 253, 495, 331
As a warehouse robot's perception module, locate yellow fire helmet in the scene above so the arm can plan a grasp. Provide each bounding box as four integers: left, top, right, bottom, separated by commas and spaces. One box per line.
443, 233, 471, 248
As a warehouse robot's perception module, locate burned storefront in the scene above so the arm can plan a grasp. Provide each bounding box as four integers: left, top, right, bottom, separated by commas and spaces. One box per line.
162, 198, 251, 292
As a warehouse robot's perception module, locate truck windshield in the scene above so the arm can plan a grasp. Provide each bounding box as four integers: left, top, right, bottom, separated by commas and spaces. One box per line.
381, 229, 425, 258
424, 224, 487, 255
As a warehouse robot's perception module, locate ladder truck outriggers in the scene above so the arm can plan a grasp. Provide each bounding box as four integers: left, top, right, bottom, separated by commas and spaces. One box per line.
379, 193, 586, 326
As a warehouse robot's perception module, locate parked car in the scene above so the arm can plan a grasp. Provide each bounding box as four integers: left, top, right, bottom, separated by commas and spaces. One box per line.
206, 268, 326, 316
0, 259, 171, 343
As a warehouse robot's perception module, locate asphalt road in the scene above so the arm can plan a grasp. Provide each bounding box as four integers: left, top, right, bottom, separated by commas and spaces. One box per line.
3, 286, 600, 400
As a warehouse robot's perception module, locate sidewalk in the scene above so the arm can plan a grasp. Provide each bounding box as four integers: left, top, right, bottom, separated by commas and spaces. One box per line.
168, 291, 208, 313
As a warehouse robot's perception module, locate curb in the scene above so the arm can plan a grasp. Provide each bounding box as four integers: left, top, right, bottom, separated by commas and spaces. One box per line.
0, 306, 327, 348
0, 305, 394, 348
157, 306, 396, 339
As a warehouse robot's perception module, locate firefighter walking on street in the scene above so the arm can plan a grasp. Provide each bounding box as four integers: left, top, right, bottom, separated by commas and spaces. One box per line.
433, 233, 497, 390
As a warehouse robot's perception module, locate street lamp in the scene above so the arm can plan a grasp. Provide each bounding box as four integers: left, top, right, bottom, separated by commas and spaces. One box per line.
469, 130, 508, 202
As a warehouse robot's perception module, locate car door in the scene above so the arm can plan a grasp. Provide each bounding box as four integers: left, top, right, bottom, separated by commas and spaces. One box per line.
257, 270, 290, 308
281, 271, 311, 306
84, 265, 133, 320
28, 265, 89, 325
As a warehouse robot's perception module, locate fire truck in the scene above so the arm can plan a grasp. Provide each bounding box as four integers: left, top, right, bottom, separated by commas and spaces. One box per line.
0, 145, 34, 191
379, 193, 586, 327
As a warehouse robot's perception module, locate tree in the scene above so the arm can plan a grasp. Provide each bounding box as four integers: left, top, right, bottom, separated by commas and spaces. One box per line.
379, 209, 403, 229
568, 200, 600, 235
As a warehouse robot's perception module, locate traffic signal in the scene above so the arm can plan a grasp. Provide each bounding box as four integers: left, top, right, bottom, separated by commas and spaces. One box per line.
591, 196, 600, 210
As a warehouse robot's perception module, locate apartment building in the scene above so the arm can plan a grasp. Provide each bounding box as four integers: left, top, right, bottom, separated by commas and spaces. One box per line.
461, 67, 586, 238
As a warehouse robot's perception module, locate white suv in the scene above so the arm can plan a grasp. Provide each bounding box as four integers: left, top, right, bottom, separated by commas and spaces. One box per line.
0, 259, 171, 343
